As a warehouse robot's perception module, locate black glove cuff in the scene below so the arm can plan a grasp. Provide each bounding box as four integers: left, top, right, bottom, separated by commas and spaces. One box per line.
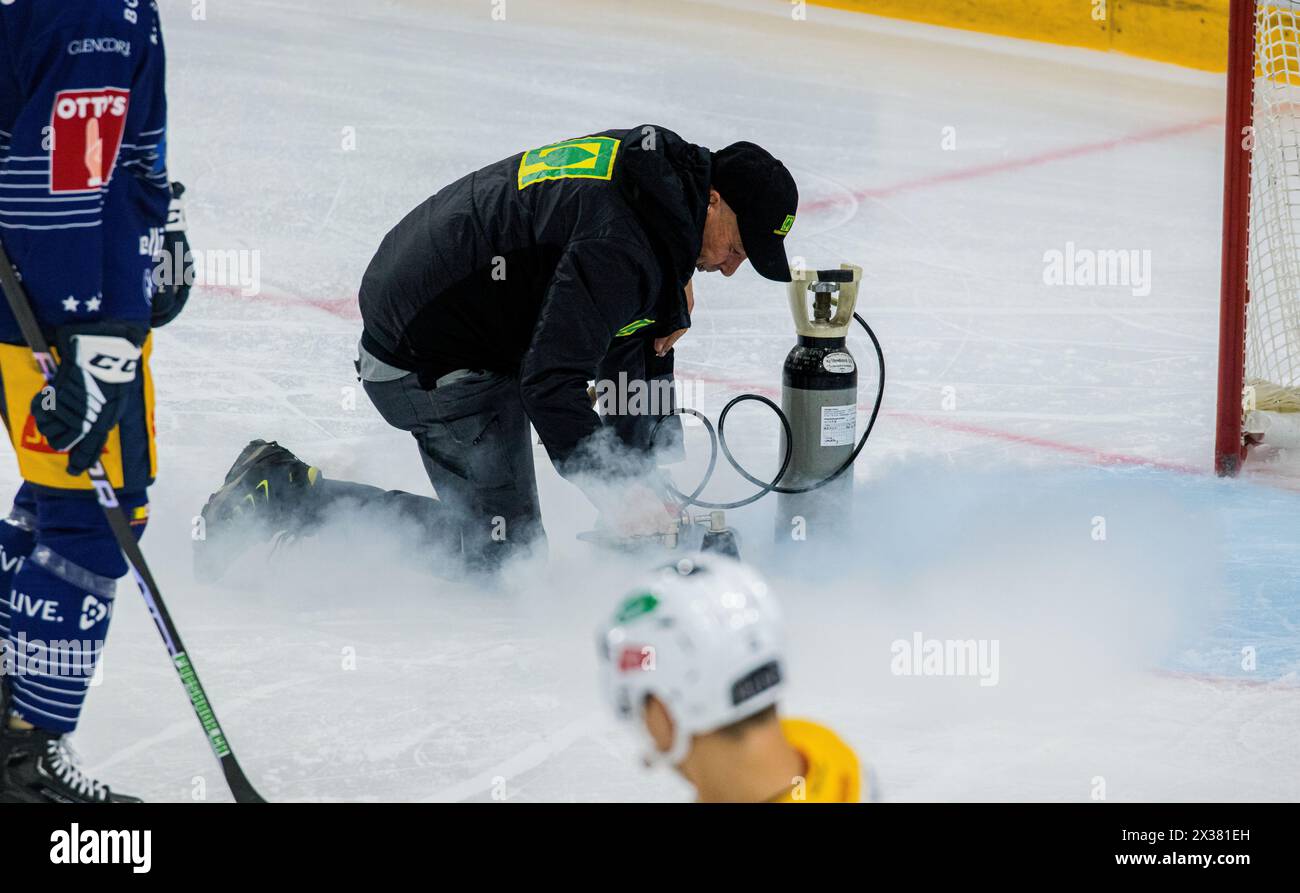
55, 321, 149, 351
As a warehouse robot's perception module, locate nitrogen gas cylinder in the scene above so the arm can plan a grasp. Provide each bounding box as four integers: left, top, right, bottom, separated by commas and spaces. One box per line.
774, 266, 862, 546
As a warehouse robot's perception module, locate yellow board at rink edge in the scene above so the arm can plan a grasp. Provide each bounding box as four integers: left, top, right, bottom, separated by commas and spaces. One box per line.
807, 0, 1267, 73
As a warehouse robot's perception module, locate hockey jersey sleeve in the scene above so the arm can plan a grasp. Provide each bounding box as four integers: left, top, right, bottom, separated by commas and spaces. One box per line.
519, 236, 660, 478
0, 1, 170, 341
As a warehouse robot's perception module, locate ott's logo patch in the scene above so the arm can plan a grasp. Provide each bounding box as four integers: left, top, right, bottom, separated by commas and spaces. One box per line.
518, 136, 619, 190
773, 214, 795, 236
49, 87, 130, 193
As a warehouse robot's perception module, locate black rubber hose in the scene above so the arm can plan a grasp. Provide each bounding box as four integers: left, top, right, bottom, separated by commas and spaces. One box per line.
654, 312, 885, 510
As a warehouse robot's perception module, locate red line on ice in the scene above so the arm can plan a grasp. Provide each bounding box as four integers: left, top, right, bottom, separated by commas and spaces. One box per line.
797, 116, 1220, 213
678, 369, 1206, 475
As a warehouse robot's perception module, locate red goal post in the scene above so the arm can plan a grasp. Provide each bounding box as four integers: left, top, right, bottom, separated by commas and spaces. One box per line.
1216, 0, 1300, 475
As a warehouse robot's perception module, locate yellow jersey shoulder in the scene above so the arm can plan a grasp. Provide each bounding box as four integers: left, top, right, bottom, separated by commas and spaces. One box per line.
772, 718, 863, 804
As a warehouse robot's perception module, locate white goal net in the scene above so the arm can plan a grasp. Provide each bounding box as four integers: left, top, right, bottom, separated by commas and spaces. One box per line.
1244, 1, 1300, 442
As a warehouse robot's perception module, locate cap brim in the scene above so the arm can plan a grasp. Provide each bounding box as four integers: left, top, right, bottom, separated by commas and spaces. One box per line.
741, 224, 792, 282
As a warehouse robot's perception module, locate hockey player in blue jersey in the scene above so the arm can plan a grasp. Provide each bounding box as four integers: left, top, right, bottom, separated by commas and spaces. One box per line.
0, 0, 190, 802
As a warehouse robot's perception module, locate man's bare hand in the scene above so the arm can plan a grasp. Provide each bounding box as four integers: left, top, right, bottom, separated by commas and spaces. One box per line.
599, 482, 679, 537
653, 280, 694, 357
653, 327, 688, 358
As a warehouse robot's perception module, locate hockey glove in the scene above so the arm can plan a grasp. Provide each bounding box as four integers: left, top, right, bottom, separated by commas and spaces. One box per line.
150, 181, 193, 328
31, 323, 146, 476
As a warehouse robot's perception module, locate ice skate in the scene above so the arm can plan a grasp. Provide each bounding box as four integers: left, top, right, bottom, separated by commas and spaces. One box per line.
0, 725, 143, 803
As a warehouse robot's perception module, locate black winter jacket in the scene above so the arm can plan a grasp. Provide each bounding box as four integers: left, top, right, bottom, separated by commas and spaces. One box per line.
359, 125, 709, 475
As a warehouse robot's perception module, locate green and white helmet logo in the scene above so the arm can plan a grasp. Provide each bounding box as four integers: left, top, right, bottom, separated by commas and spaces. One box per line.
614, 592, 659, 624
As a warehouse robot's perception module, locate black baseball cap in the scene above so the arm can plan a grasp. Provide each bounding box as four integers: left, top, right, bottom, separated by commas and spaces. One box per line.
710, 142, 798, 282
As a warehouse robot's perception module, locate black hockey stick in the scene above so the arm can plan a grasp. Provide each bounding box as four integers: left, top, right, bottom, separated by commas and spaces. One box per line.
0, 242, 266, 804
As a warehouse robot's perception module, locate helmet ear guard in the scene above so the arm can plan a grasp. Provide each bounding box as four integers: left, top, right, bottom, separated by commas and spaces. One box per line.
633, 692, 694, 769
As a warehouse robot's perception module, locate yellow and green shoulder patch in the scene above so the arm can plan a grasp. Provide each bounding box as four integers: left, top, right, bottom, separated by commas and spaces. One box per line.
518, 136, 620, 190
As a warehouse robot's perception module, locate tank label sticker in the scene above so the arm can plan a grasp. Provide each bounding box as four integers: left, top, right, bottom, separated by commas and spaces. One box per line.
822, 352, 855, 374
820, 404, 856, 447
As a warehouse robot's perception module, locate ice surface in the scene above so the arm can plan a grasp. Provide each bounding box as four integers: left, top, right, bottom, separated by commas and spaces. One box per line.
7, 0, 1295, 802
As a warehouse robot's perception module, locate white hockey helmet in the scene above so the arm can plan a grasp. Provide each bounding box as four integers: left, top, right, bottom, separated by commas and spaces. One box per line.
596, 555, 786, 766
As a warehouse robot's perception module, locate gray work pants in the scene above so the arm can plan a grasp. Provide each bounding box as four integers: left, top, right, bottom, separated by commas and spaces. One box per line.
331, 344, 545, 571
